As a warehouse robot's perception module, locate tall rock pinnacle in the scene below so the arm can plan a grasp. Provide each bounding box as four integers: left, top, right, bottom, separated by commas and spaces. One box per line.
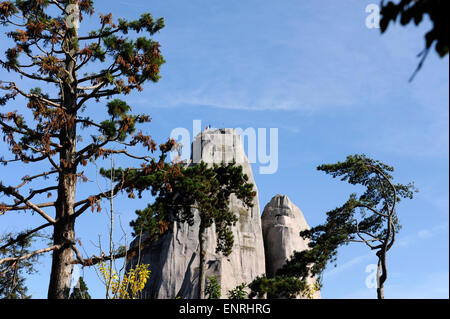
129, 130, 320, 299
261, 194, 321, 299
130, 129, 266, 299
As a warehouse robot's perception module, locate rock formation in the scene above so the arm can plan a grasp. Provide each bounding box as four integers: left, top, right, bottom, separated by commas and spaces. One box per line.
129, 129, 320, 299
261, 194, 321, 299
130, 129, 266, 298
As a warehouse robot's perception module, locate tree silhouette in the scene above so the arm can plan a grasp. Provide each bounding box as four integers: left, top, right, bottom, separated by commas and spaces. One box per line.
273, 155, 417, 299
380, 0, 449, 80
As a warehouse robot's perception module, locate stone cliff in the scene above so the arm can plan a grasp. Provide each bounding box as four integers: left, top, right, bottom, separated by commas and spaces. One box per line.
129, 129, 319, 299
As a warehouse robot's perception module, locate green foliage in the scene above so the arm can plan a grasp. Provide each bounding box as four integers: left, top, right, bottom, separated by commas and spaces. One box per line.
205, 276, 221, 299
274, 154, 416, 295
100, 120, 117, 139
0, 232, 40, 299
95, 99, 151, 142
132, 204, 168, 243
124, 161, 255, 257
315, 154, 416, 240
380, 0, 449, 79
248, 276, 307, 299
69, 277, 91, 299
117, 13, 165, 35
250, 154, 417, 299
106, 99, 131, 119
227, 282, 248, 299
0, 0, 165, 175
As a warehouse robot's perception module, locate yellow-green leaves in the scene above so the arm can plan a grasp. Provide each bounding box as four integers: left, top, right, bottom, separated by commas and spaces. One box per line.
98, 262, 150, 299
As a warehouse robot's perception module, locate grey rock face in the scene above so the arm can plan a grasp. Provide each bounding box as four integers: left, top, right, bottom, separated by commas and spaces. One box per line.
130, 129, 266, 299
129, 130, 321, 299
261, 194, 321, 299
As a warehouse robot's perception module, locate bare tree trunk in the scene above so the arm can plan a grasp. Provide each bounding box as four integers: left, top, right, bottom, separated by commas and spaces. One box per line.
48, 127, 77, 299
198, 221, 206, 299
377, 286, 384, 299
47, 82, 78, 298
47, 4, 79, 299
47, 217, 75, 299
107, 156, 115, 299
376, 251, 387, 300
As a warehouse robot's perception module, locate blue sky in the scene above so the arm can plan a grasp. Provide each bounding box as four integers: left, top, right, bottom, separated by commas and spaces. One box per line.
0, 0, 448, 299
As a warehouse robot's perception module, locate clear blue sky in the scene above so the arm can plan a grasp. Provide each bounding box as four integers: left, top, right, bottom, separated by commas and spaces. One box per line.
0, 0, 448, 299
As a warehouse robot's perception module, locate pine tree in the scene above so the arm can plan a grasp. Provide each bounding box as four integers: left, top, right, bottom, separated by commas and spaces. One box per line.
0, 1, 255, 299
227, 282, 248, 299
250, 154, 417, 299
205, 276, 221, 300
0, 232, 40, 299
0, 0, 168, 299
115, 160, 256, 299
69, 276, 91, 299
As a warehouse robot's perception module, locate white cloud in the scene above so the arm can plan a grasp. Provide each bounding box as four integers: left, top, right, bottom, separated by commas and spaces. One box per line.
398, 222, 448, 248
417, 223, 449, 239
323, 252, 373, 279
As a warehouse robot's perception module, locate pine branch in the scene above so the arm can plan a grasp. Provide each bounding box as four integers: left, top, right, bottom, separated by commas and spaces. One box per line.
0, 184, 56, 224
2, 81, 62, 107
1, 201, 56, 213
12, 65, 59, 84
2, 186, 58, 212
72, 171, 128, 219
0, 223, 53, 251
0, 245, 61, 266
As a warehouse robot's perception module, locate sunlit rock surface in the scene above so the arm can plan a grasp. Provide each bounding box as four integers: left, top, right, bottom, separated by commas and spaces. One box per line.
130, 129, 265, 298
261, 194, 321, 299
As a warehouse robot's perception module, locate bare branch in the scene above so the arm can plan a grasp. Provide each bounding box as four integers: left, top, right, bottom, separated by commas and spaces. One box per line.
1, 201, 56, 212
75, 140, 110, 165
0, 118, 59, 139
12, 65, 59, 84
2, 81, 62, 107
49, 0, 67, 13
76, 82, 113, 109
76, 118, 104, 130
77, 82, 107, 91
17, 170, 59, 188
355, 203, 389, 218
352, 218, 381, 250
3, 186, 58, 213
72, 172, 128, 220
0, 245, 61, 266
0, 184, 56, 224
100, 148, 153, 162
77, 28, 122, 41
77, 67, 121, 84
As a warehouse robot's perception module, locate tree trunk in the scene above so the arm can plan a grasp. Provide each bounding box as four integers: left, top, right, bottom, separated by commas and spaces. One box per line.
47, 126, 77, 299
377, 285, 384, 299
47, 216, 75, 299
376, 252, 387, 300
198, 221, 206, 299
47, 5, 79, 299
